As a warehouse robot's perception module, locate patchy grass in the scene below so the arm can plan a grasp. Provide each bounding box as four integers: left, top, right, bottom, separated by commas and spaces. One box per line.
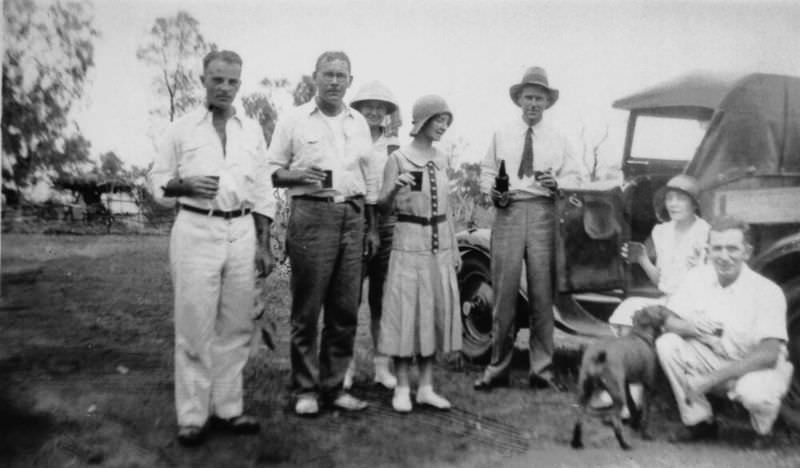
2, 234, 800, 468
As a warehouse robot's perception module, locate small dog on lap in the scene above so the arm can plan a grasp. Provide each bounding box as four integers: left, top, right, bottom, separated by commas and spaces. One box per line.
571, 305, 670, 450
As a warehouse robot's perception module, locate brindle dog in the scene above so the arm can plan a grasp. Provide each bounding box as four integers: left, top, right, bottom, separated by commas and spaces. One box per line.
571, 305, 670, 450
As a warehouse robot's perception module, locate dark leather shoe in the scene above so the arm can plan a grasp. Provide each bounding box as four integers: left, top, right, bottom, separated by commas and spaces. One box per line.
528, 373, 566, 392
210, 414, 261, 434
473, 375, 510, 391
670, 420, 718, 443
177, 425, 206, 447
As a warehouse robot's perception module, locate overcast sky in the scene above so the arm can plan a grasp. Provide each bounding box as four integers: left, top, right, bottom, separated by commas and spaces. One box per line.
72, 0, 800, 171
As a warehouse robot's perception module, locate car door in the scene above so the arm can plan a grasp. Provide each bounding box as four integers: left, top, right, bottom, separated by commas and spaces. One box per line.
554, 186, 627, 293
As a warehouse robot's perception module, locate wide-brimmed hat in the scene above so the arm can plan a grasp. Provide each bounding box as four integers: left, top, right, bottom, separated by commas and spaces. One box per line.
409, 95, 453, 137
349, 80, 398, 115
653, 174, 701, 222
509, 66, 559, 108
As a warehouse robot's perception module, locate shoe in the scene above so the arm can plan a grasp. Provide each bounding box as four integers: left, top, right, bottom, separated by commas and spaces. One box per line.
343, 360, 356, 390
589, 390, 614, 409
331, 392, 368, 411
416, 386, 451, 410
373, 356, 397, 390
210, 414, 260, 434
177, 425, 206, 447
670, 420, 718, 443
473, 375, 510, 392
392, 386, 412, 413
529, 373, 566, 392
294, 395, 320, 416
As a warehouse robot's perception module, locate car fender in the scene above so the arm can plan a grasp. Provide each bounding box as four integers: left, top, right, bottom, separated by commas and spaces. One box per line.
752, 232, 800, 285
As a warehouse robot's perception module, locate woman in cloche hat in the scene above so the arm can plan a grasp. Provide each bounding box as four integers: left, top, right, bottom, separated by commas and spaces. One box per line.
600, 174, 710, 412
344, 81, 401, 391
376, 95, 462, 413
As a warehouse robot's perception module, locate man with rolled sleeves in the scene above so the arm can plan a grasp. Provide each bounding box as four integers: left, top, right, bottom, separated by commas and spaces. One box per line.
657, 216, 793, 441
149, 50, 275, 446
268, 51, 376, 415
474, 66, 584, 391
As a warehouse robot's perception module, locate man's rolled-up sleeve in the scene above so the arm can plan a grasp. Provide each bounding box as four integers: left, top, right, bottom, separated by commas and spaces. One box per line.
148, 127, 179, 208
266, 113, 294, 178
555, 134, 586, 188
252, 124, 277, 219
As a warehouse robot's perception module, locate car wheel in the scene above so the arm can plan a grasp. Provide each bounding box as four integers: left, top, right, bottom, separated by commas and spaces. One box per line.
780, 277, 800, 430
458, 253, 495, 362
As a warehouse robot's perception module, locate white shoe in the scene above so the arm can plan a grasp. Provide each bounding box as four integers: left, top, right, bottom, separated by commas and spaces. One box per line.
392, 386, 412, 413
294, 396, 319, 416
416, 386, 451, 410
343, 360, 356, 390
589, 390, 614, 409
373, 356, 397, 389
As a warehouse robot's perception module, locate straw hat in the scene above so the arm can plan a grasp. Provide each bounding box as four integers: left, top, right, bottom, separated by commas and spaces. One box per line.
509, 66, 559, 107
653, 174, 701, 222
350, 81, 398, 114
409, 95, 453, 136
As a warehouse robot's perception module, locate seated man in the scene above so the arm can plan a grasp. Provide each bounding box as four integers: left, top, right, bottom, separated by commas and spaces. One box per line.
656, 216, 793, 440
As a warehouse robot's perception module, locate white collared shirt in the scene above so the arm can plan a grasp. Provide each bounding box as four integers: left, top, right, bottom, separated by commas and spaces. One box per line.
667, 264, 788, 360
480, 117, 585, 197
148, 106, 276, 218
267, 100, 377, 203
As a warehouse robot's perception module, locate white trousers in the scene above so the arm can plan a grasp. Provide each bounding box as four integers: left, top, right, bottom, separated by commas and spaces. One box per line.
170, 210, 256, 426
656, 333, 794, 434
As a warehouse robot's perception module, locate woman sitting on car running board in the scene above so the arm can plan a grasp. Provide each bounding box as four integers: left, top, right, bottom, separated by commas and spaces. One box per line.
598, 174, 710, 411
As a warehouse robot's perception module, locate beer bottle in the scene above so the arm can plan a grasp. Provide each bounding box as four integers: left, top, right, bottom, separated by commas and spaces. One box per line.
495, 159, 509, 193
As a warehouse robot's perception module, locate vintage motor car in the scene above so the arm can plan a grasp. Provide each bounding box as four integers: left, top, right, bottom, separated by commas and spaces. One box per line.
456, 73, 800, 425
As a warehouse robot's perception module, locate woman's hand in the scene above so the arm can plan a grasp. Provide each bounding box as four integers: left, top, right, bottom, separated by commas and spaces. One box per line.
621, 241, 647, 265
394, 172, 415, 189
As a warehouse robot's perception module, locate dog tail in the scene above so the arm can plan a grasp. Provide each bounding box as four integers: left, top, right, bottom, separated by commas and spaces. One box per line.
593, 350, 606, 364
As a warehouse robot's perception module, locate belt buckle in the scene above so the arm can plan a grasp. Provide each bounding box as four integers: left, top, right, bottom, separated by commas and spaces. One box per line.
333, 195, 345, 203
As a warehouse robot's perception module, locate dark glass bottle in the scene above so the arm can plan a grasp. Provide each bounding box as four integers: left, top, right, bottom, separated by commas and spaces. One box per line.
495, 159, 509, 193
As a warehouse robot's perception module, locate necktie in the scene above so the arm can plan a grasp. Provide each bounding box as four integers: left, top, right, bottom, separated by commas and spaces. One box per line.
518, 127, 534, 179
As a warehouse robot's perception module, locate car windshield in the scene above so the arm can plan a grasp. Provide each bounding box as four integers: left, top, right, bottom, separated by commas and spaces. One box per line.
630, 115, 709, 162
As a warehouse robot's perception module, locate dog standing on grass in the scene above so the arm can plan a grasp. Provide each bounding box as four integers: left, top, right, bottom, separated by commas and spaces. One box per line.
571, 305, 670, 450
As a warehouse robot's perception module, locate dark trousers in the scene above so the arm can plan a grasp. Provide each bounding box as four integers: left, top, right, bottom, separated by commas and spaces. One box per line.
364, 215, 395, 347
287, 198, 365, 398
483, 197, 555, 380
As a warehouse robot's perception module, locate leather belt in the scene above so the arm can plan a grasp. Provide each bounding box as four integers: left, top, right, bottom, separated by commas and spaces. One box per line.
180, 203, 251, 219
293, 194, 365, 213
397, 213, 447, 226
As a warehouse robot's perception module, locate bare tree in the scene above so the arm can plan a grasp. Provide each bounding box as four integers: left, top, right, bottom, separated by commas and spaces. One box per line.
579, 124, 609, 182
136, 11, 211, 122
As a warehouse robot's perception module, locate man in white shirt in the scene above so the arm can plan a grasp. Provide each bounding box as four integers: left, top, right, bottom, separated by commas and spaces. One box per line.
657, 216, 793, 440
268, 51, 376, 416
474, 66, 584, 391
149, 50, 275, 446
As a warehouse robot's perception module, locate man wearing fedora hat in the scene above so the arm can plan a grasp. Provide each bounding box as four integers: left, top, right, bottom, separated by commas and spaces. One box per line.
475, 66, 585, 392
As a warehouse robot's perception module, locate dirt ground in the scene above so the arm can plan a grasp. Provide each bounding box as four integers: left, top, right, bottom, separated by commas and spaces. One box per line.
2, 234, 800, 468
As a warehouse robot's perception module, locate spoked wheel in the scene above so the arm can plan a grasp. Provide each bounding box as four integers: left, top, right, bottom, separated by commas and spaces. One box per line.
780, 277, 800, 431
458, 254, 495, 362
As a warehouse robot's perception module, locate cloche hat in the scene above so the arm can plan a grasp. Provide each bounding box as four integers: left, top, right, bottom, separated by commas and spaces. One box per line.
350, 80, 399, 115
509, 66, 559, 108
409, 95, 453, 137
653, 174, 701, 222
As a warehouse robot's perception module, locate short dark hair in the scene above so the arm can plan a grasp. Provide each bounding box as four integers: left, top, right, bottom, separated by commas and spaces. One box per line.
314, 51, 351, 74
202, 50, 243, 72
709, 216, 752, 245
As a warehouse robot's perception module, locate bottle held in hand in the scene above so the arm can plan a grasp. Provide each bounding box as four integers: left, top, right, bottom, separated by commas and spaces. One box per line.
495, 159, 509, 193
